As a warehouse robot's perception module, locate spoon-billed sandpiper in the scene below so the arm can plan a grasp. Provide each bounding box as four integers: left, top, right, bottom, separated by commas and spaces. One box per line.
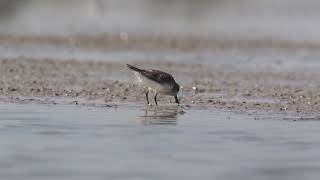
127, 64, 180, 105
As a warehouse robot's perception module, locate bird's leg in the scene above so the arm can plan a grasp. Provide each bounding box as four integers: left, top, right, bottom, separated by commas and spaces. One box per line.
146, 91, 149, 105
154, 93, 158, 105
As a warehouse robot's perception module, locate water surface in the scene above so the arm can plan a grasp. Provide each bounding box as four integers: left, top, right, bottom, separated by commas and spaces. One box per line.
1, 103, 320, 180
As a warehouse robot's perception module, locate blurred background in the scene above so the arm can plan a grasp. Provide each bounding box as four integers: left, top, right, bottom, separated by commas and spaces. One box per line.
0, 0, 320, 66
0, 0, 320, 42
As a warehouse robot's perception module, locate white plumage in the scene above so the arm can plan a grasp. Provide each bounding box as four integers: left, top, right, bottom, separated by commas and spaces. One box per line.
133, 71, 174, 95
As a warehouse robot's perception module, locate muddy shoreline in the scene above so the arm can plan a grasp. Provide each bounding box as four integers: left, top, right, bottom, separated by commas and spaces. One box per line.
1, 34, 320, 51
1, 57, 320, 118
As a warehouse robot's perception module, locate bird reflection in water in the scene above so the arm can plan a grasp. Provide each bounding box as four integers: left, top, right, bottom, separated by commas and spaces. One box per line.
138, 106, 185, 125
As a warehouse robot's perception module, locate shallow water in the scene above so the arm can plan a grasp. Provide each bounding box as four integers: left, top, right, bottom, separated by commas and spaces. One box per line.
1, 103, 320, 180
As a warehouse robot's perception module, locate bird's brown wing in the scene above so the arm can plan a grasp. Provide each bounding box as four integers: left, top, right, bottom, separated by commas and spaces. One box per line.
140, 69, 175, 85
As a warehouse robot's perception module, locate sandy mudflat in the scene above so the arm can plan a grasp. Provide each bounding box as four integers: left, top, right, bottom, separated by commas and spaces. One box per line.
1, 53, 320, 117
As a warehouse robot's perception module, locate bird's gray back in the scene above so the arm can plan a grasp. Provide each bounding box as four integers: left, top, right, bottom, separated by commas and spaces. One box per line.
140, 69, 175, 85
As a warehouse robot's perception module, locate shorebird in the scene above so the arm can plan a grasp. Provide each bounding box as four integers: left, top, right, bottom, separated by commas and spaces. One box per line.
127, 64, 180, 105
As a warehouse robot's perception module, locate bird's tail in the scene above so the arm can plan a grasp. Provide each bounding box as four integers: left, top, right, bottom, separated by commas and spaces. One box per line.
126, 64, 143, 72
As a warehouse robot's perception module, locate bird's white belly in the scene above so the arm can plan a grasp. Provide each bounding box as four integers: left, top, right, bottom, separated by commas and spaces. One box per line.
134, 72, 173, 95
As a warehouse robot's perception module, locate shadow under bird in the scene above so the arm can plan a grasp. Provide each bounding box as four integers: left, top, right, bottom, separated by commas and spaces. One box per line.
126, 64, 180, 105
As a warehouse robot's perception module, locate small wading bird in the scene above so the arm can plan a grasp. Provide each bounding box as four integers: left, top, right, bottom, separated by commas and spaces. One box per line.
127, 64, 180, 105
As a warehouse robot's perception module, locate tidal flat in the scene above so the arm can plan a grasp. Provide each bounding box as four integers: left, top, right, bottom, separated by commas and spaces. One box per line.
0, 35, 320, 118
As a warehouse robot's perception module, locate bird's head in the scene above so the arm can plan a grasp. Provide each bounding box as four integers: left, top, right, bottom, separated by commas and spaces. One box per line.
173, 82, 180, 104
173, 82, 180, 94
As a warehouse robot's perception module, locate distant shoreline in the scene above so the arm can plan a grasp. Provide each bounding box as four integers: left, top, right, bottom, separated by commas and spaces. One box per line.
1, 33, 320, 51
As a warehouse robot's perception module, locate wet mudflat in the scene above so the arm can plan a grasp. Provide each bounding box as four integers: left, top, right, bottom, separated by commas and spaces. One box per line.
1, 1, 320, 179
0, 45, 320, 117
1, 102, 320, 180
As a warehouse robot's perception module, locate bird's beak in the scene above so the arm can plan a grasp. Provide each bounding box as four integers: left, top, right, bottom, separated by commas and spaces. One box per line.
175, 95, 180, 104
